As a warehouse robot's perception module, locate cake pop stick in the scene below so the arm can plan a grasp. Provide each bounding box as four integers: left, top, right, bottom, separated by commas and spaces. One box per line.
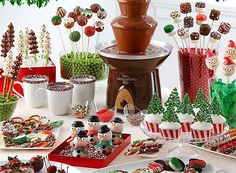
91, 3, 101, 23
217, 22, 231, 50
77, 15, 88, 58
178, 28, 189, 51
205, 50, 219, 79
164, 24, 180, 49
170, 11, 182, 29
196, 14, 207, 50
94, 21, 104, 58
222, 57, 235, 84
190, 32, 200, 53
183, 16, 193, 48
64, 17, 75, 55
2, 51, 13, 97
199, 24, 211, 52
69, 31, 81, 58
7, 54, 22, 100
195, 2, 206, 13
84, 26, 95, 60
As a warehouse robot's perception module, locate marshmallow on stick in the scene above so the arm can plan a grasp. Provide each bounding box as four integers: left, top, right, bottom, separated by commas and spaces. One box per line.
209, 31, 221, 50
164, 24, 180, 49
195, 2, 206, 13
209, 9, 221, 27
217, 22, 231, 50
199, 24, 211, 52
225, 40, 236, 60
2, 51, 13, 96
190, 32, 200, 53
170, 11, 182, 29
94, 21, 105, 58
223, 57, 235, 84
177, 27, 189, 50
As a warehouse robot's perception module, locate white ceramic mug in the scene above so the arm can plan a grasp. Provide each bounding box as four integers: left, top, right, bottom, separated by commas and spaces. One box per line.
70, 75, 96, 107
13, 75, 49, 108
38, 82, 74, 116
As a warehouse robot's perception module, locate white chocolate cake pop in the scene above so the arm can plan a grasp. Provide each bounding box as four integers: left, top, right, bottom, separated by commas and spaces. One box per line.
223, 57, 235, 77
205, 50, 219, 70
225, 40, 236, 60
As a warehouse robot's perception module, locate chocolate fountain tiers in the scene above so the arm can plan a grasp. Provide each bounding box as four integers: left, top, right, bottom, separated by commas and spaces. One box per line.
96, 41, 172, 112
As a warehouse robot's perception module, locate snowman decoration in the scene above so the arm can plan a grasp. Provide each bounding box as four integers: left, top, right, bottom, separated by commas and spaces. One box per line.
68, 121, 85, 144
111, 117, 124, 145
87, 115, 100, 145
223, 56, 235, 84
95, 125, 113, 155
225, 40, 236, 60
72, 131, 88, 158
205, 50, 219, 71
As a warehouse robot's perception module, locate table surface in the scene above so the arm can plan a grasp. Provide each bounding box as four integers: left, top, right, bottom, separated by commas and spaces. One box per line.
1, 80, 236, 173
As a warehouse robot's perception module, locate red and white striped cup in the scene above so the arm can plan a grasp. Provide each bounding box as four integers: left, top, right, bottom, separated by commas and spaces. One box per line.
191, 122, 213, 142
180, 122, 193, 132
145, 121, 160, 133
144, 114, 162, 133
159, 122, 181, 140
178, 114, 194, 132
211, 116, 226, 135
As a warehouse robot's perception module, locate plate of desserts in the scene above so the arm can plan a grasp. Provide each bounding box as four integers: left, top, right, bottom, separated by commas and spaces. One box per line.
0, 155, 79, 173
93, 157, 228, 173
0, 115, 64, 149
191, 128, 236, 160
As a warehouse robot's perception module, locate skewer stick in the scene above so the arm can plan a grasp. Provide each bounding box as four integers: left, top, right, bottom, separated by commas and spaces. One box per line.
86, 37, 90, 60
173, 36, 180, 49
57, 26, 67, 58
3, 77, 8, 96
227, 76, 230, 84
81, 26, 84, 58
93, 33, 100, 59
7, 79, 14, 100
203, 36, 206, 53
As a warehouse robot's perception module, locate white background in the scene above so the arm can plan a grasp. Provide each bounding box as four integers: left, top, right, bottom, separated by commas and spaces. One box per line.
1, 0, 236, 88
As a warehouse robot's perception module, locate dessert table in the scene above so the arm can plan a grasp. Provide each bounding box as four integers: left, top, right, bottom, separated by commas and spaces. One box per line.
0, 80, 235, 173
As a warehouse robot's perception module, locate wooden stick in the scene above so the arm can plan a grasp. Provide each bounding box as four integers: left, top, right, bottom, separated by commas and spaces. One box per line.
3, 77, 8, 96
7, 79, 14, 100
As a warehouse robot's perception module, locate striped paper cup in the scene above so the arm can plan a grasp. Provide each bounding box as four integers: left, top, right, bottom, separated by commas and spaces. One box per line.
180, 122, 193, 132
159, 122, 181, 140
145, 121, 160, 133
191, 122, 213, 142
211, 115, 226, 135
178, 114, 194, 132
144, 114, 162, 133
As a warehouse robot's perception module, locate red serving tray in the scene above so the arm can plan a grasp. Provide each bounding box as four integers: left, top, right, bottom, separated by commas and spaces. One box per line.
0, 62, 56, 96
48, 134, 131, 168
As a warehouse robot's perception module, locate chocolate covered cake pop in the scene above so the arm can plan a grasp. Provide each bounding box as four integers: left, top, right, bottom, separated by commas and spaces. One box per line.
77, 15, 88, 26
68, 12, 78, 21
184, 16, 194, 28
218, 22, 231, 35
51, 16, 62, 26
97, 8, 107, 19
94, 21, 104, 32
209, 31, 221, 43
82, 9, 93, 19
90, 3, 101, 13
74, 6, 83, 16
56, 7, 67, 18
64, 17, 75, 29
190, 32, 200, 43
195, 2, 205, 13
180, 2, 192, 14
200, 24, 211, 36
209, 9, 220, 21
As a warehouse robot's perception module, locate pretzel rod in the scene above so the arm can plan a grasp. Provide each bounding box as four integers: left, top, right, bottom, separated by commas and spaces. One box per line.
216, 140, 236, 154
211, 136, 236, 148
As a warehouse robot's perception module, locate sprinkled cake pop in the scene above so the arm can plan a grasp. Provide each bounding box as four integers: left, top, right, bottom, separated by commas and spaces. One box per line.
195, 2, 206, 13
82, 9, 93, 19
209, 31, 221, 44
200, 24, 211, 36
84, 26, 95, 37
223, 56, 235, 84
74, 6, 83, 16
170, 11, 182, 25
90, 3, 101, 13
51, 16, 62, 26
218, 22, 231, 35
209, 9, 220, 21
94, 21, 104, 32
56, 7, 67, 18
225, 40, 236, 60
64, 17, 75, 29
77, 15, 88, 26
184, 16, 194, 28
205, 50, 219, 70
180, 2, 192, 14
97, 8, 107, 19
68, 12, 78, 21
69, 31, 81, 42
196, 14, 207, 25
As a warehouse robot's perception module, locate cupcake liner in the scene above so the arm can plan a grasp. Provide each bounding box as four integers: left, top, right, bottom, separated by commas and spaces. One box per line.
160, 128, 181, 140
191, 129, 212, 142
180, 122, 193, 132
213, 123, 224, 135
145, 121, 160, 133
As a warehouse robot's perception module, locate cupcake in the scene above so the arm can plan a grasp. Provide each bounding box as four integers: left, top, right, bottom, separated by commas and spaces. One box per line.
211, 115, 226, 135
159, 122, 181, 140
191, 122, 213, 142
144, 114, 162, 133
176, 94, 195, 132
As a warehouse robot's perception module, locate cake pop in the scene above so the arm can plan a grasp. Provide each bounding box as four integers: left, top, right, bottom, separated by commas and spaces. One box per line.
205, 50, 219, 70
196, 14, 207, 25
64, 17, 74, 29
90, 3, 101, 13
94, 21, 104, 32
223, 57, 235, 84
69, 31, 81, 42
200, 24, 211, 36
74, 6, 83, 16
77, 15, 88, 26
84, 26, 95, 37
72, 131, 88, 158
68, 12, 78, 21
195, 2, 206, 13
111, 117, 124, 145
56, 7, 67, 18
225, 40, 236, 60
87, 115, 100, 145
209, 31, 221, 44
177, 28, 189, 48
209, 9, 220, 21
51, 16, 62, 26
68, 121, 85, 144
82, 9, 93, 19
184, 16, 194, 28
96, 125, 113, 155
218, 22, 231, 35
97, 8, 107, 19
180, 2, 192, 14
190, 32, 200, 44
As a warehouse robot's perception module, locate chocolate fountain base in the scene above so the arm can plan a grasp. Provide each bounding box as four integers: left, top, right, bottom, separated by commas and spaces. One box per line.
96, 40, 173, 112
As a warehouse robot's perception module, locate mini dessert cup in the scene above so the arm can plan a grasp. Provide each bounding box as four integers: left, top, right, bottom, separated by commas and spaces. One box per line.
123, 104, 146, 126
159, 122, 181, 140
177, 113, 194, 132
96, 107, 117, 122
0, 95, 18, 121
191, 121, 213, 142
144, 114, 162, 133
211, 115, 226, 135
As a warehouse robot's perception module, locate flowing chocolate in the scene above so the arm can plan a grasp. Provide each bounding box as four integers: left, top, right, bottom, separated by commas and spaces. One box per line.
184, 16, 194, 28
190, 32, 200, 41
218, 22, 231, 35
209, 9, 220, 21
90, 3, 101, 13
200, 24, 211, 36
180, 2, 192, 14
210, 31, 221, 40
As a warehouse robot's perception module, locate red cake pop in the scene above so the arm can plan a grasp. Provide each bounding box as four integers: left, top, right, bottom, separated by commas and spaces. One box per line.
77, 15, 88, 26
68, 12, 78, 21
84, 26, 95, 37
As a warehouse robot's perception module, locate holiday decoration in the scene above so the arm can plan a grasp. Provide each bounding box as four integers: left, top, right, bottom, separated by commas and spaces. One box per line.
164, 88, 181, 109
210, 97, 223, 116
7, 23, 15, 49
193, 88, 208, 108
225, 40, 236, 60
222, 56, 235, 84
176, 93, 195, 116
147, 93, 164, 114
162, 104, 180, 123
1, 32, 10, 58
28, 30, 39, 62
194, 101, 212, 123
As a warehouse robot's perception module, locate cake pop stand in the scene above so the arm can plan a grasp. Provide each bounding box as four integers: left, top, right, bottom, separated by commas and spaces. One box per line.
139, 121, 229, 158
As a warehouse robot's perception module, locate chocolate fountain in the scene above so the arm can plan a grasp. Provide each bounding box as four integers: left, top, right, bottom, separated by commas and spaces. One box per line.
96, 0, 173, 112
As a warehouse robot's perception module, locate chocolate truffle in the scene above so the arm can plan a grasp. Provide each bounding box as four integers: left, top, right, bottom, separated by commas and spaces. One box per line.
94, 21, 104, 32
218, 22, 231, 34
200, 24, 211, 36
180, 2, 192, 14
209, 9, 220, 21
184, 16, 194, 28
90, 3, 101, 13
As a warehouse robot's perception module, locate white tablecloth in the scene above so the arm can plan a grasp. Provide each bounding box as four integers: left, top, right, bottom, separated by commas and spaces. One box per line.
1, 80, 236, 173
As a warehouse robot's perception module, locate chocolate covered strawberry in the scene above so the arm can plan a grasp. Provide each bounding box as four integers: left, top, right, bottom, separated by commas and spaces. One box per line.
47, 165, 57, 173
5, 156, 21, 169
29, 155, 44, 172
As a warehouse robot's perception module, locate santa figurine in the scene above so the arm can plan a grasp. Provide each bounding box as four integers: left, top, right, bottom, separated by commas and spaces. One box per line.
72, 131, 88, 158
225, 40, 236, 60
87, 115, 100, 145
111, 117, 124, 145
205, 50, 219, 71
95, 125, 113, 155
68, 121, 85, 144
223, 56, 235, 84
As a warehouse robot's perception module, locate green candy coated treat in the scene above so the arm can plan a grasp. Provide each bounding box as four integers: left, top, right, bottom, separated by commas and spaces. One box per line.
169, 157, 184, 171
69, 31, 81, 42
51, 15, 62, 25
164, 24, 174, 33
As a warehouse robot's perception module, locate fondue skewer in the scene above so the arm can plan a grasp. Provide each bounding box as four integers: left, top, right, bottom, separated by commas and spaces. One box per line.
164, 24, 180, 49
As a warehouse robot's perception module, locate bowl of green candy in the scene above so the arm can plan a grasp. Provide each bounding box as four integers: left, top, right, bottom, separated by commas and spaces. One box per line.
0, 95, 18, 122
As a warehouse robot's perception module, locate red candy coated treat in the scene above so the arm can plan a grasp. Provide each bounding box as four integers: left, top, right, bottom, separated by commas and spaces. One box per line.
77, 15, 88, 26
84, 26, 95, 37
196, 14, 207, 21
68, 12, 78, 21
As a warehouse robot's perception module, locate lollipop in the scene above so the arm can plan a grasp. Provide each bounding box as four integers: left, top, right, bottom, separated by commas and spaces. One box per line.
69, 31, 81, 42
94, 21, 104, 32
97, 8, 107, 19
218, 22, 231, 35
196, 14, 207, 25
51, 15, 62, 26
209, 9, 220, 21
82, 9, 93, 19
195, 2, 206, 13
223, 56, 235, 84
205, 50, 219, 71
64, 17, 75, 29
164, 24, 180, 49
77, 15, 88, 26
56, 7, 67, 18
184, 16, 194, 28
170, 11, 182, 28
180, 2, 192, 14
90, 3, 101, 13
74, 6, 83, 16
225, 40, 236, 60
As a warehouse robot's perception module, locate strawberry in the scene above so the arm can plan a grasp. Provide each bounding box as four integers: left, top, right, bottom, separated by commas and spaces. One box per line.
47, 165, 57, 173
29, 155, 44, 172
